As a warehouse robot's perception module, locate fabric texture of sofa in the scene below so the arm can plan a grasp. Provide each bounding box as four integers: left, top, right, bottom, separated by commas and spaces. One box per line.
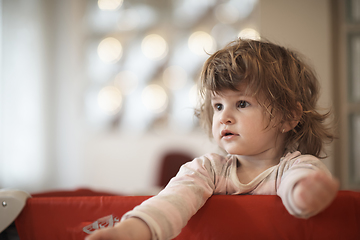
14, 190, 360, 240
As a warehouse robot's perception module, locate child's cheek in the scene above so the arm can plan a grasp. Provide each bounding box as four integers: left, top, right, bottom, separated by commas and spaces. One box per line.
211, 121, 220, 141
211, 124, 217, 139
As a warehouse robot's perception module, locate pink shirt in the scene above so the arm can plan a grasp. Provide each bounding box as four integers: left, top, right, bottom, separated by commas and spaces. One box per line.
122, 151, 331, 240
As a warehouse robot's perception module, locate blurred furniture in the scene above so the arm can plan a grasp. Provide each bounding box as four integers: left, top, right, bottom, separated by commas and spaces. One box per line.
1, 188, 117, 240
156, 151, 193, 188
30, 188, 118, 198
15, 191, 360, 240
0, 190, 30, 234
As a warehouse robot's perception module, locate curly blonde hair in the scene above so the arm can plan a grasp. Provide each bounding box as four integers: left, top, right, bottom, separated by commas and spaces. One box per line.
197, 38, 334, 158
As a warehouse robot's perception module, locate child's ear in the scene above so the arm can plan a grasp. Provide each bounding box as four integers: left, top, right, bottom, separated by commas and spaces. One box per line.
281, 102, 303, 133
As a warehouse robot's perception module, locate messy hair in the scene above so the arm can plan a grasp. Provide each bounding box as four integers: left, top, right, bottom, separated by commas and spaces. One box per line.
197, 38, 334, 158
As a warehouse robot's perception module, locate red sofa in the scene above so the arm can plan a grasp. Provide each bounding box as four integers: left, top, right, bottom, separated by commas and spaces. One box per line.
15, 190, 360, 240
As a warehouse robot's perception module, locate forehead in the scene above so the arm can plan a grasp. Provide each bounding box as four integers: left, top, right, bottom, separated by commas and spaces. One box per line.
210, 83, 255, 99
210, 89, 247, 99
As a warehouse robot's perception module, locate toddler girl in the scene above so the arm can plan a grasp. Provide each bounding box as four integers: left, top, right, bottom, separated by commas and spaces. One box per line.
86, 39, 339, 240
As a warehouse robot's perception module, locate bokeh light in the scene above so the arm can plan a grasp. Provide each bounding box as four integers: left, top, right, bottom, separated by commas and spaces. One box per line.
163, 66, 187, 90
97, 86, 123, 114
97, 37, 123, 63
141, 34, 168, 60
238, 28, 261, 40
142, 84, 168, 112
188, 31, 216, 56
98, 0, 123, 11
114, 71, 138, 95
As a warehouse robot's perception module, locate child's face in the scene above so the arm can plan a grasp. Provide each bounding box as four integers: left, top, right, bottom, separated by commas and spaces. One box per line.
211, 85, 285, 158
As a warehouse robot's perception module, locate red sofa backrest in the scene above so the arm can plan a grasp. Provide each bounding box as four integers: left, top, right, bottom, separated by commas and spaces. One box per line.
15, 191, 360, 240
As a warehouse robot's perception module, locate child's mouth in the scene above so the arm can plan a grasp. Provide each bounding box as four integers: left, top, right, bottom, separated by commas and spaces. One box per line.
221, 130, 238, 138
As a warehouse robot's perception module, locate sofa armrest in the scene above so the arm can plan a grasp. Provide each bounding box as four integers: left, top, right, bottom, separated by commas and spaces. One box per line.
0, 190, 30, 233
15, 191, 360, 240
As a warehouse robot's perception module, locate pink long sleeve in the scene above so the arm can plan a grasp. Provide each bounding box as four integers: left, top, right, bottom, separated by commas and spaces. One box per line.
121, 155, 219, 240
276, 154, 332, 218
121, 152, 332, 239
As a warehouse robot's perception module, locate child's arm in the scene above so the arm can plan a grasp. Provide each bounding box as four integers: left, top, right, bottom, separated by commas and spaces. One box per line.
85, 218, 151, 240
277, 153, 339, 218
86, 154, 220, 240
119, 156, 216, 239
292, 171, 339, 215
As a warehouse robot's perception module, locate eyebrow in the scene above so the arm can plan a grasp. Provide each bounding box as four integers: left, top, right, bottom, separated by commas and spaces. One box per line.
210, 95, 220, 101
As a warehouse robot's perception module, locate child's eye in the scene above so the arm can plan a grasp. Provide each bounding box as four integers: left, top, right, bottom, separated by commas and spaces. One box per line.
214, 103, 223, 111
237, 100, 250, 108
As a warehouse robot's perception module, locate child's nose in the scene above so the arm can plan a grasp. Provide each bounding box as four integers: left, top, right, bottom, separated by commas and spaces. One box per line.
219, 110, 234, 124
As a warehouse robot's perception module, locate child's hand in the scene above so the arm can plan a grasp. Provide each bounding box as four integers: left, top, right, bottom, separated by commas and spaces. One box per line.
292, 171, 339, 215
85, 218, 151, 240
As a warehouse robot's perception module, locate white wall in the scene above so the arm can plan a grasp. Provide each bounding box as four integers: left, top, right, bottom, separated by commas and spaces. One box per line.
0, 0, 49, 191
80, 130, 217, 195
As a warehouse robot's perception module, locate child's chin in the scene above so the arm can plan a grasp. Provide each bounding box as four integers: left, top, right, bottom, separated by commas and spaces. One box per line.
219, 145, 242, 155
224, 149, 242, 155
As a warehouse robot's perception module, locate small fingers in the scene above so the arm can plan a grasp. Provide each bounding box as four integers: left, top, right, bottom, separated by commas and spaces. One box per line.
293, 171, 339, 213
85, 227, 119, 240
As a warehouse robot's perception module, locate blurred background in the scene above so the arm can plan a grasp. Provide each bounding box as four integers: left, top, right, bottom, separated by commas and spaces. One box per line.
0, 0, 359, 195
